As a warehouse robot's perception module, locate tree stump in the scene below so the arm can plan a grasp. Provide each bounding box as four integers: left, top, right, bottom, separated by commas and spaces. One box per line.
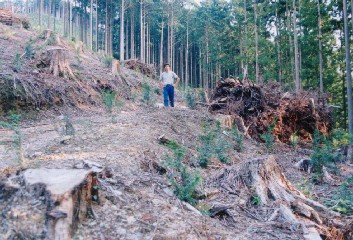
112, 59, 121, 76
214, 156, 344, 240
23, 169, 97, 239
47, 47, 74, 78
75, 41, 84, 55
0, 168, 100, 239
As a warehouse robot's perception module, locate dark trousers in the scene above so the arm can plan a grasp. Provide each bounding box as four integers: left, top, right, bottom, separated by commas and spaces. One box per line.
163, 84, 174, 107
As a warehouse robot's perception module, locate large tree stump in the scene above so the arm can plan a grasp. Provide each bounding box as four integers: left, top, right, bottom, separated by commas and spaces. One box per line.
215, 156, 344, 240
0, 168, 99, 240
47, 47, 74, 78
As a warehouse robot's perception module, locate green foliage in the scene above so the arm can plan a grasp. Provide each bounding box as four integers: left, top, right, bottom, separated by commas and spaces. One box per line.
163, 141, 201, 205
186, 89, 196, 110
104, 55, 113, 67
12, 53, 22, 72
142, 83, 151, 104
199, 90, 207, 103
0, 111, 22, 161
231, 127, 243, 152
250, 195, 261, 206
331, 175, 353, 214
22, 19, 30, 29
46, 32, 59, 45
64, 115, 75, 136
310, 130, 341, 182
25, 38, 34, 59
102, 90, 117, 113
260, 119, 276, 151
197, 121, 231, 167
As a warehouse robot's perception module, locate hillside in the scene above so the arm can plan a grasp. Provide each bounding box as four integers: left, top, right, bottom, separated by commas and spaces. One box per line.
0, 23, 353, 240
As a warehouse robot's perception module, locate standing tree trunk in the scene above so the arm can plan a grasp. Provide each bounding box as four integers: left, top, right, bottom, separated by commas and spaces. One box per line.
275, 0, 282, 83
293, 0, 300, 93
95, 0, 98, 51
253, 0, 259, 84
105, 0, 108, 54
185, 13, 189, 90
90, 0, 93, 50
69, 0, 72, 40
39, 0, 43, 29
243, 0, 248, 80
120, 0, 125, 61
345, 0, 353, 159
131, 7, 135, 59
48, 0, 52, 29
140, 0, 144, 62
159, 21, 164, 74
317, 0, 323, 93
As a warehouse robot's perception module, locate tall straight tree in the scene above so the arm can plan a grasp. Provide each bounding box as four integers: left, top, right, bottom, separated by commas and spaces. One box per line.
344, 0, 353, 159
159, 21, 164, 74
48, 0, 52, 29
90, 0, 93, 50
39, 0, 43, 29
120, 0, 125, 61
293, 0, 300, 93
140, 0, 144, 62
317, 0, 323, 93
253, 0, 259, 84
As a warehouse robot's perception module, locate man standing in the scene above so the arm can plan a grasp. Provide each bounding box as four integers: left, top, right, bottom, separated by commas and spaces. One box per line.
159, 63, 180, 107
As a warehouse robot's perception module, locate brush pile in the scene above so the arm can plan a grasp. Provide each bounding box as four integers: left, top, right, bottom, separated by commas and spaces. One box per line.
123, 59, 157, 78
0, 8, 29, 28
210, 78, 332, 143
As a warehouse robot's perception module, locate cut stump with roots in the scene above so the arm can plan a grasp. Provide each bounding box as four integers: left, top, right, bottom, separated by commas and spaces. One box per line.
47, 47, 75, 78
214, 156, 346, 240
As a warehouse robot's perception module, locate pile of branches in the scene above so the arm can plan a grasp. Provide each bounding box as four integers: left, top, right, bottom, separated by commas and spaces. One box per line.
123, 59, 156, 78
210, 78, 332, 143
0, 8, 29, 28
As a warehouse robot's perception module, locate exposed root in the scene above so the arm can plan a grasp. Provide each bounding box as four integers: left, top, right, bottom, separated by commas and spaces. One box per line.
213, 156, 344, 240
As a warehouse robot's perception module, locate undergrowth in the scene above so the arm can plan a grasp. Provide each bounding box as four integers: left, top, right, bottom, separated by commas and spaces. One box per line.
260, 118, 276, 151
0, 111, 23, 165
197, 121, 231, 168
310, 130, 343, 182
163, 141, 202, 205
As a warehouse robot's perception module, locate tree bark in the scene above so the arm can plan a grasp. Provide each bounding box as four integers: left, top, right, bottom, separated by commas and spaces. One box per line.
131, 6, 135, 59
345, 0, 353, 160
90, 0, 93, 50
185, 14, 189, 90
120, 0, 125, 61
253, 0, 259, 84
140, 0, 144, 62
293, 0, 301, 93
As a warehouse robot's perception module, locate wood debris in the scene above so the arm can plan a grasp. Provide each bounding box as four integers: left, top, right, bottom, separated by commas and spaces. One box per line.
210, 79, 332, 143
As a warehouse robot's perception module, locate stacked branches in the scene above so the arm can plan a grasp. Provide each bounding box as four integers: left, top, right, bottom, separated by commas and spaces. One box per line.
210, 78, 332, 143
123, 59, 157, 78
